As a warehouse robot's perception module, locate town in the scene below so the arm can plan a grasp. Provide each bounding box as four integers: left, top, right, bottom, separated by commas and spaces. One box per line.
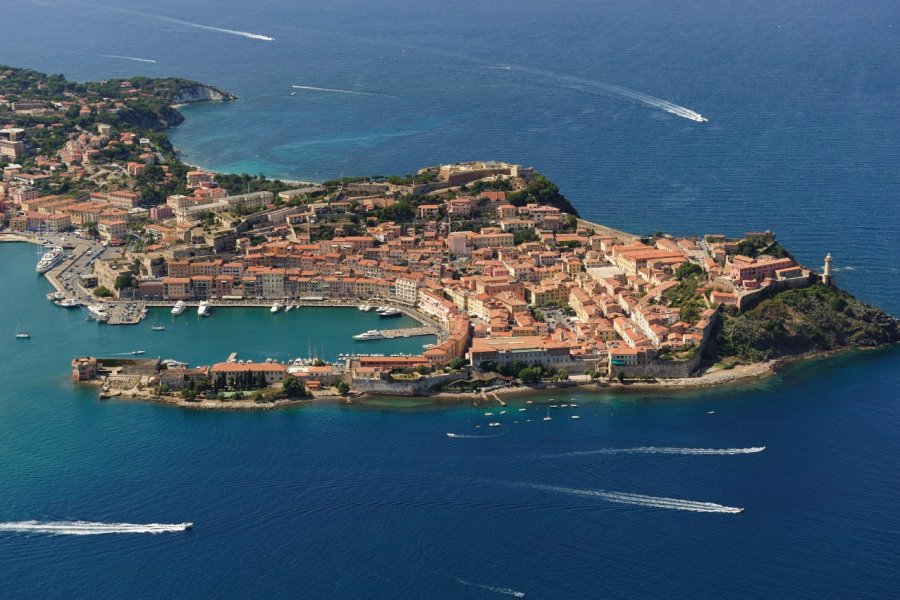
0, 66, 831, 402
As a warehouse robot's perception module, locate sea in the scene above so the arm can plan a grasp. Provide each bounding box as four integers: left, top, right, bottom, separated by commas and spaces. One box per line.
2, 0, 900, 597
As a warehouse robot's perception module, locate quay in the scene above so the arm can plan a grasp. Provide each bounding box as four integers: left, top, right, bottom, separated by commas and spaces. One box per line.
378, 326, 439, 339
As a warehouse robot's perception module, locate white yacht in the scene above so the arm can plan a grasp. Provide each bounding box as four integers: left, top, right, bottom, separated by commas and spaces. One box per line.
171, 300, 187, 316
197, 301, 211, 318
56, 298, 79, 308
358, 304, 373, 312
36, 246, 64, 274
88, 304, 109, 322
270, 302, 282, 314
353, 329, 384, 341
378, 307, 402, 318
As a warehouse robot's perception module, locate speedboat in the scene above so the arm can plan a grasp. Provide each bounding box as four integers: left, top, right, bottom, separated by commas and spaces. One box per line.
130, 350, 145, 355
197, 301, 211, 317
488, 422, 500, 427
571, 415, 580, 419
171, 300, 186, 316
270, 302, 282, 313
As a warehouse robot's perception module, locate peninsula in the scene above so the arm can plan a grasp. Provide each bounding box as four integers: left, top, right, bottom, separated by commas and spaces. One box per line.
0, 65, 897, 407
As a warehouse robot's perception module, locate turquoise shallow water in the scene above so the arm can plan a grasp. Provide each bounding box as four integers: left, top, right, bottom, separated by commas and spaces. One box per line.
2, 0, 900, 597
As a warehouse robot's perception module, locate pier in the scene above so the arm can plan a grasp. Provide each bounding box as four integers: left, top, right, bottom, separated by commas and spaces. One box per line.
377, 326, 440, 339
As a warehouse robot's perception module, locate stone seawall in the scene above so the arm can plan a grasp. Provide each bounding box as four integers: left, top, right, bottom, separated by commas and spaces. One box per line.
352, 372, 467, 396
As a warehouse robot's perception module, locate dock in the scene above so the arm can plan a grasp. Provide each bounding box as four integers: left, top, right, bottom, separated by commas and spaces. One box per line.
377, 326, 439, 339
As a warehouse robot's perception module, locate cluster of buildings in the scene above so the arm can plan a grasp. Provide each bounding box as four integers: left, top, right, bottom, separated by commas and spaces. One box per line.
65, 163, 810, 380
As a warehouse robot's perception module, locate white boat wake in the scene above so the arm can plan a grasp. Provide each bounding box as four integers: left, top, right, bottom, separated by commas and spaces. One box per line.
291, 85, 397, 98
542, 446, 766, 458
81, 3, 274, 41
446, 431, 505, 439
507, 64, 707, 122
0, 520, 193, 536
523, 483, 743, 513
457, 578, 526, 597
101, 54, 157, 64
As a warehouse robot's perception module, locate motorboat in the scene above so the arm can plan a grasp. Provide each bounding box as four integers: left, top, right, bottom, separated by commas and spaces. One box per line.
171, 300, 186, 316
197, 300, 211, 317
358, 304, 373, 312
378, 307, 402, 318
270, 302, 282, 314
56, 298, 79, 308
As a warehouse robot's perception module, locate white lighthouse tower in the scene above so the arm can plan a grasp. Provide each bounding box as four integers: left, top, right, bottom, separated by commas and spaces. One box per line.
823, 252, 833, 284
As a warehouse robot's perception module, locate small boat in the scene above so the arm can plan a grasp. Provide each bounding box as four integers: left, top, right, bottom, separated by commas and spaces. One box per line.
15, 327, 30, 339
707, 410, 716, 415
518, 408, 526, 412
197, 301, 211, 318
56, 298, 79, 308
488, 422, 500, 427
543, 407, 552, 421
171, 300, 186, 316
152, 325, 166, 331
484, 412, 494, 416
571, 415, 580, 420
499, 410, 507, 415
358, 304, 373, 312
130, 350, 145, 355
270, 302, 282, 313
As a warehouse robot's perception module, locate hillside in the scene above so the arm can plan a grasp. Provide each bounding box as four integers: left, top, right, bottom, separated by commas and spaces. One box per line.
715, 283, 900, 362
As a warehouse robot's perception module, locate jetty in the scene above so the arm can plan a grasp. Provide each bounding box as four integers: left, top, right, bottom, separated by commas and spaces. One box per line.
378, 326, 440, 339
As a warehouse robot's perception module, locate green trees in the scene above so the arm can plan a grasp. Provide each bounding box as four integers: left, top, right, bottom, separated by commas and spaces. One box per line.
93, 286, 113, 298
518, 367, 539, 383
282, 376, 306, 399
335, 381, 351, 396
675, 262, 704, 280
114, 272, 136, 290
448, 357, 467, 370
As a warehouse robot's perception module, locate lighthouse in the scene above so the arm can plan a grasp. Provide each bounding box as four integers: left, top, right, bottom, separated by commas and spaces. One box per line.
823, 252, 833, 284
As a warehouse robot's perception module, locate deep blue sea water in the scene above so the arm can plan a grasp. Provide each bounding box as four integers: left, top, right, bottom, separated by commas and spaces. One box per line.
2, 1, 900, 597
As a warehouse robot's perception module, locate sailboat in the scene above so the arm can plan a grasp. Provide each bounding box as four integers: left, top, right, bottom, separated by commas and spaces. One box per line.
151, 316, 166, 331
543, 406, 552, 421
15, 324, 30, 339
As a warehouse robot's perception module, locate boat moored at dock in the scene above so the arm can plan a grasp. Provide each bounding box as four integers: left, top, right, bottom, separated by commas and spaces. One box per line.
197, 301, 211, 318
36, 246, 64, 274
171, 300, 187, 316
353, 329, 384, 341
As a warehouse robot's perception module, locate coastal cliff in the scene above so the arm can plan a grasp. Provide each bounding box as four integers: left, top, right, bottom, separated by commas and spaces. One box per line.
715, 283, 900, 363
171, 83, 236, 105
